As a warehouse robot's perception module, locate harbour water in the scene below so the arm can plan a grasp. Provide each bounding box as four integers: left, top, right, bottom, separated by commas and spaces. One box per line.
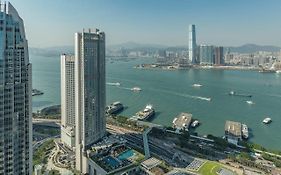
31, 55, 281, 150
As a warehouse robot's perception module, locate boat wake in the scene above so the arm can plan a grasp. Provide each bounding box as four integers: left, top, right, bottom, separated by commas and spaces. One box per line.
106, 82, 121, 86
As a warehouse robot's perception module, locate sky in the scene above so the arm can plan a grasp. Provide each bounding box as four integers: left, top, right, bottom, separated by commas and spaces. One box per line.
6, 0, 281, 48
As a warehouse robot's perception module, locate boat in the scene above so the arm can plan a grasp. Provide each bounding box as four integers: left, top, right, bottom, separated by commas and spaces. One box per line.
106, 101, 124, 115
191, 120, 200, 128
192, 84, 202, 87
246, 101, 254, 105
32, 89, 44, 96
131, 87, 142, 92
135, 105, 155, 121
229, 91, 252, 98
259, 69, 276, 73
106, 82, 121, 86
263, 117, 272, 124
242, 124, 249, 139
276, 70, 281, 74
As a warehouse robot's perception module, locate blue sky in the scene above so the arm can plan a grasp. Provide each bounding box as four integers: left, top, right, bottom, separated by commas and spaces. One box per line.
7, 0, 281, 47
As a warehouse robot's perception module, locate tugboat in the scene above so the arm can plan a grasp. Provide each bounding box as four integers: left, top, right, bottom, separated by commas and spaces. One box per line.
242, 124, 249, 139
191, 120, 200, 128
106, 102, 124, 115
135, 105, 155, 121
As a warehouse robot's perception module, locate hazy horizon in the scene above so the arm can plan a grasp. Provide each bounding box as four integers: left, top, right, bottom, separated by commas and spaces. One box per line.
8, 0, 281, 48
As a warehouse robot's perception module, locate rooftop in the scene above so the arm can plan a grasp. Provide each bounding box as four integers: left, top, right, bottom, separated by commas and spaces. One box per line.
141, 157, 161, 170
225, 120, 242, 137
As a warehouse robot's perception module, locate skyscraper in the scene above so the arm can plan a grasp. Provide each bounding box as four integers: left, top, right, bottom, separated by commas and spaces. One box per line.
214, 46, 224, 65
199, 45, 214, 65
61, 54, 75, 149
0, 2, 32, 174
75, 29, 106, 174
189, 24, 197, 64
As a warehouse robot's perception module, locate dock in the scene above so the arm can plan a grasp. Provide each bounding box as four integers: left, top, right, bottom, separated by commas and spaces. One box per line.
172, 113, 192, 132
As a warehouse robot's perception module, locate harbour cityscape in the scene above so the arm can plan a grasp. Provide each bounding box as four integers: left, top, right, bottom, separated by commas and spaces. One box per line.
1, 0, 281, 175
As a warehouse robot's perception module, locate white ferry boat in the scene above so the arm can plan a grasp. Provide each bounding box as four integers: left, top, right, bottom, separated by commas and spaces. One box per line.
135, 105, 155, 121
263, 117, 272, 124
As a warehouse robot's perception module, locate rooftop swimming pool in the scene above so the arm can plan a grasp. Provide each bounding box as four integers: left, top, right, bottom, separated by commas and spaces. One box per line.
117, 149, 134, 160
104, 156, 120, 168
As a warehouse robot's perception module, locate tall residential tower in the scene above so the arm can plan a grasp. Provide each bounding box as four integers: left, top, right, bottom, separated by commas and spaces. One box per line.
75, 29, 106, 174
0, 2, 32, 174
189, 24, 197, 64
61, 54, 75, 149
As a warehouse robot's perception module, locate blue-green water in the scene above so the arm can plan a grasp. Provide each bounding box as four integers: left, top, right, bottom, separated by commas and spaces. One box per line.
31, 55, 281, 150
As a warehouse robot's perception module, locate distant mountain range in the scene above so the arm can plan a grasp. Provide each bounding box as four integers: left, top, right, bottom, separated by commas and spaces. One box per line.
29, 43, 281, 57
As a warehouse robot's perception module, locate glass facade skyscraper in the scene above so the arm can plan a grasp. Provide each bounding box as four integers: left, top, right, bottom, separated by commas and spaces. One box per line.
75, 29, 106, 174
0, 2, 32, 174
189, 24, 197, 64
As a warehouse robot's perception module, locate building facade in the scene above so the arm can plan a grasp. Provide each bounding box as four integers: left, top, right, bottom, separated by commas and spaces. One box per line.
61, 54, 75, 149
199, 45, 214, 65
214, 46, 224, 65
0, 2, 32, 174
188, 24, 197, 64
75, 29, 106, 174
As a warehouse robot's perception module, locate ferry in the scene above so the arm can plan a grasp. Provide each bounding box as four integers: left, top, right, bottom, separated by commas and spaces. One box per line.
131, 87, 142, 92
106, 102, 124, 115
192, 84, 202, 87
191, 120, 200, 128
246, 101, 254, 105
229, 91, 252, 98
135, 105, 155, 121
242, 124, 249, 139
263, 117, 272, 124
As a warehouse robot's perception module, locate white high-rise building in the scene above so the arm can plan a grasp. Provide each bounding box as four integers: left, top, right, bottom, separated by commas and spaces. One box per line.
0, 2, 32, 174
189, 24, 197, 64
61, 54, 75, 149
75, 28, 106, 174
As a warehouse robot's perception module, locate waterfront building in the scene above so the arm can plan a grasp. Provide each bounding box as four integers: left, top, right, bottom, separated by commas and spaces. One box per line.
0, 2, 32, 174
61, 54, 75, 149
199, 45, 214, 65
189, 24, 197, 64
225, 121, 242, 145
214, 46, 224, 65
75, 28, 106, 174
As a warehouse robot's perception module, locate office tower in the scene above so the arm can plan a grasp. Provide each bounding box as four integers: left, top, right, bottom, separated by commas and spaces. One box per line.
199, 45, 214, 65
189, 24, 197, 64
214, 46, 224, 65
75, 29, 106, 174
0, 2, 32, 174
61, 54, 75, 149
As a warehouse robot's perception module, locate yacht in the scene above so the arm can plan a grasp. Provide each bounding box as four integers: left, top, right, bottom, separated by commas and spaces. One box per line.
106, 101, 124, 115
135, 105, 155, 121
131, 87, 142, 92
246, 101, 254, 105
192, 84, 202, 87
242, 124, 249, 139
263, 117, 272, 124
191, 120, 200, 128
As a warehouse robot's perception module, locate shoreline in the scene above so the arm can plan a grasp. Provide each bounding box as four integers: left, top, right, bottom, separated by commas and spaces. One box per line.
134, 63, 269, 72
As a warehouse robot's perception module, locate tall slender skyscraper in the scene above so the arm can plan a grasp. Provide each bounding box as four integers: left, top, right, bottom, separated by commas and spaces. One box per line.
189, 24, 197, 64
61, 54, 75, 149
75, 29, 106, 174
0, 2, 32, 174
